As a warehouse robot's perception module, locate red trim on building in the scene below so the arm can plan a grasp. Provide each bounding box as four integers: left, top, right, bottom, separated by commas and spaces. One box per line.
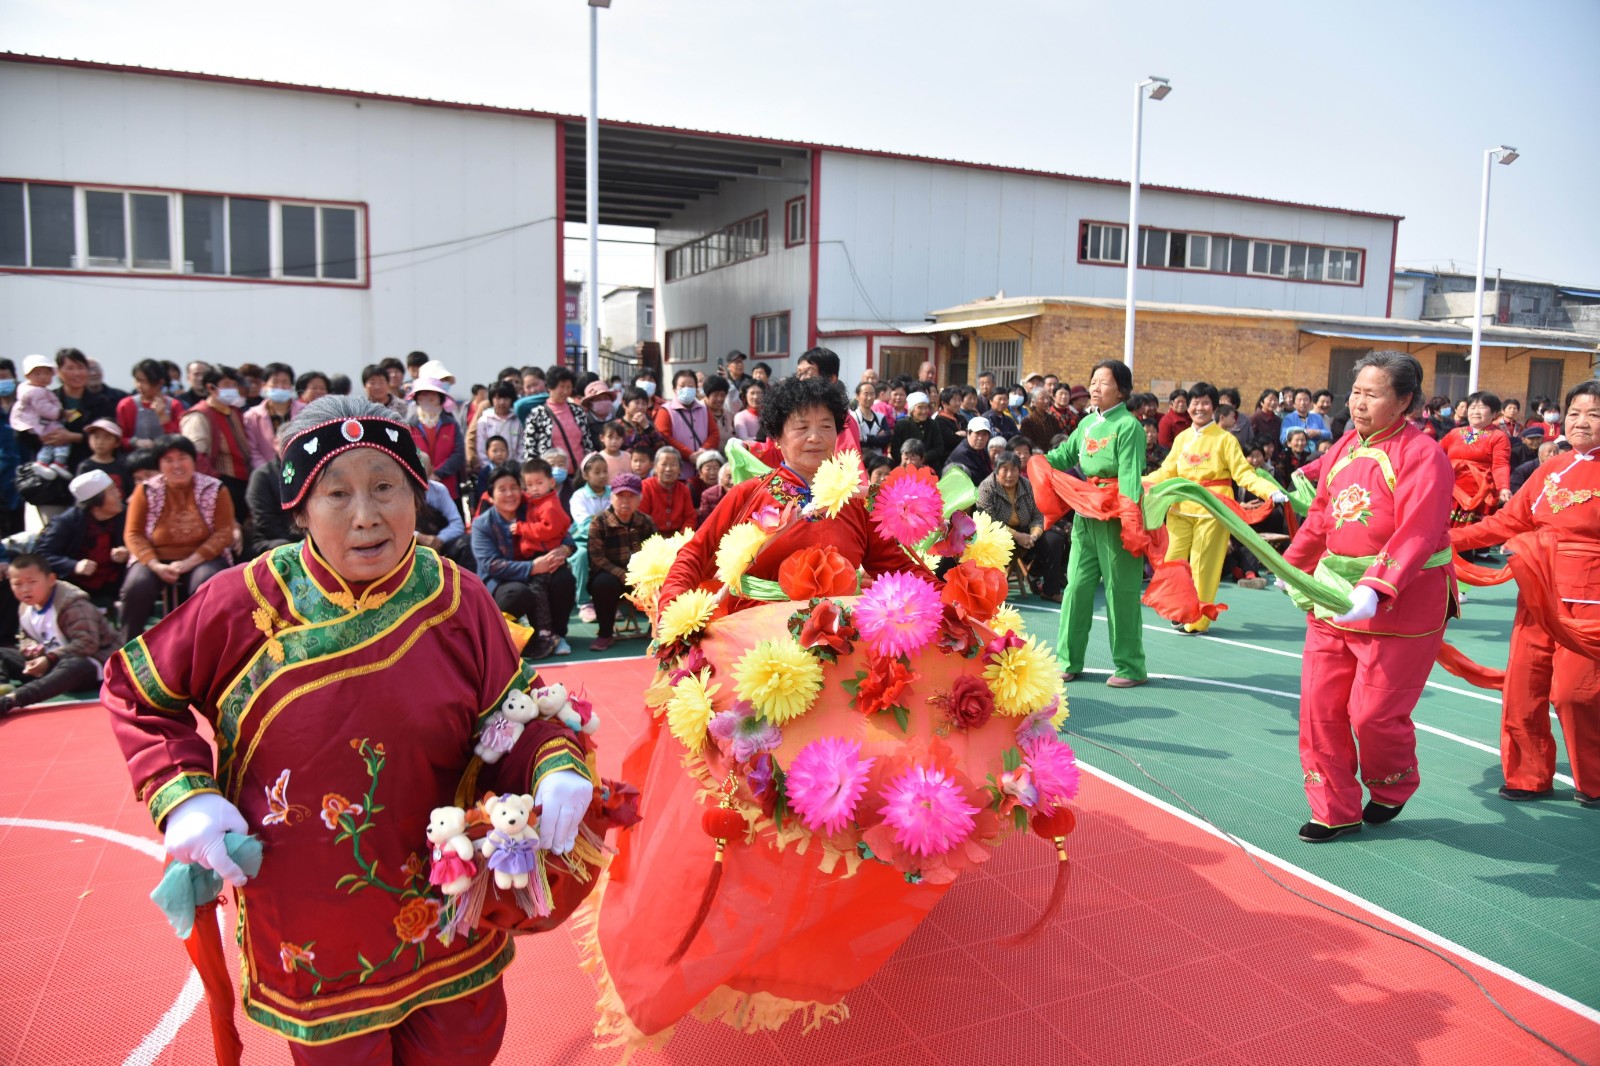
807, 150, 821, 350
553, 131, 566, 366
1385, 220, 1399, 318
0, 53, 1403, 224
1075, 218, 1370, 291
783, 195, 807, 248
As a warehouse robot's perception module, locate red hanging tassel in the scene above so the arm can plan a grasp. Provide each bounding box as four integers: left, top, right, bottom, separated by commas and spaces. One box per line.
183, 898, 243, 1066
667, 778, 745, 964
1004, 808, 1077, 946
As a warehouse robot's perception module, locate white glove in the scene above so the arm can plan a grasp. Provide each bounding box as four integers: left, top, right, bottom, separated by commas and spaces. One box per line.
533, 770, 593, 855
1271, 491, 1289, 504
1332, 585, 1379, 624
163, 792, 251, 887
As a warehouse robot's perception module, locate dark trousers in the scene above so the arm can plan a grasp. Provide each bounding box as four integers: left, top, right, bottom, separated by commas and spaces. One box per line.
287, 976, 506, 1066
120, 559, 229, 643
0, 648, 101, 707
1023, 528, 1069, 598
588, 570, 627, 639
492, 567, 575, 637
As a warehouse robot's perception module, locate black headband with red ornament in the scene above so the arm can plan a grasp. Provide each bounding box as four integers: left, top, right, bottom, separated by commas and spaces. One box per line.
278, 417, 429, 509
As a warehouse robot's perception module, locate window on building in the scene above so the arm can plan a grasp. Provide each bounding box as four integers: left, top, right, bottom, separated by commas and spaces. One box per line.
667, 325, 708, 364
0, 182, 25, 266
131, 193, 171, 269
666, 212, 768, 281
1080, 222, 1126, 264
27, 184, 74, 268
1249, 240, 1289, 278
976, 338, 1022, 383
642, 303, 654, 329
182, 194, 226, 274
1139, 228, 1168, 267
1435, 353, 1470, 404
1325, 248, 1361, 284
1327, 348, 1370, 398
84, 190, 126, 267
785, 196, 807, 247
753, 312, 790, 358
878, 347, 928, 382
281, 204, 318, 278
1528, 358, 1563, 407
1186, 233, 1210, 270
321, 207, 359, 280
229, 197, 270, 278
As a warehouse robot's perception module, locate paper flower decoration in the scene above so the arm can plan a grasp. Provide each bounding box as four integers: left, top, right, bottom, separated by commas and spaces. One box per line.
809, 449, 866, 518
656, 588, 718, 645
625, 529, 693, 606
871, 466, 944, 545
777, 545, 858, 599
707, 702, 783, 763
878, 764, 979, 857
732, 637, 824, 724
940, 559, 1009, 621
983, 636, 1061, 717
927, 510, 976, 558
714, 522, 769, 587
855, 571, 942, 659
854, 653, 918, 719
989, 604, 1026, 638
665, 668, 720, 752
1022, 735, 1080, 814
960, 512, 1015, 572
786, 737, 876, 836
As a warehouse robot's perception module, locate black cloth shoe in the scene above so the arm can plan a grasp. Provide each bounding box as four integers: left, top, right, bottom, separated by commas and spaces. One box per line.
0, 695, 14, 718
1497, 786, 1555, 802
1362, 800, 1405, 825
1298, 821, 1361, 843
1576, 791, 1600, 809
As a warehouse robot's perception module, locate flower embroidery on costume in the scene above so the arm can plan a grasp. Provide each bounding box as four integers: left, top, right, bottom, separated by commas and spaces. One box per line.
1541, 475, 1595, 515
1364, 766, 1415, 788
279, 941, 316, 974
1181, 450, 1211, 468
1373, 551, 1400, 571
320, 792, 364, 831
261, 768, 311, 826
1329, 484, 1374, 529
1303, 769, 1324, 786
1083, 436, 1107, 455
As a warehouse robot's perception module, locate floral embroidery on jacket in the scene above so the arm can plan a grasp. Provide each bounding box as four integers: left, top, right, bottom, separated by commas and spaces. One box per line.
1363, 766, 1415, 787
1541, 475, 1595, 515
1084, 436, 1107, 455
1329, 484, 1374, 529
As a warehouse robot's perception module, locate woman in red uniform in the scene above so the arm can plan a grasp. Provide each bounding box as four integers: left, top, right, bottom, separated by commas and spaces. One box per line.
1452, 380, 1600, 808
1285, 351, 1456, 842
1440, 390, 1512, 528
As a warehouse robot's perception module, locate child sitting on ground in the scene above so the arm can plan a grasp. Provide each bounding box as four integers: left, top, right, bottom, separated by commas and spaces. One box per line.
628, 444, 654, 479
0, 553, 121, 717
599, 420, 631, 480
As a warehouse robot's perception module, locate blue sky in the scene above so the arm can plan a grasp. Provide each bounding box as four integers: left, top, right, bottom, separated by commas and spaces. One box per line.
4, 0, 1597, 293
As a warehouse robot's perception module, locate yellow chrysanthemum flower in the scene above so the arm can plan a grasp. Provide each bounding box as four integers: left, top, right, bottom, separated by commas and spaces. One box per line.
732, 637, 824, 724
714, 522, 769, 587
665, 668, 720, 752
625, 530, 693, 607
656, 588, 719, 645
983, 636, 1060, 716
961, 512, 1015, 571
1050, 686, 1071, 725
989, 604, 1026, 638
809, 449, 864, 518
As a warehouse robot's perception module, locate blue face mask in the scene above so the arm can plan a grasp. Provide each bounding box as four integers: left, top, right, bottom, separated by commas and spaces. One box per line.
266, 387, 295, 404
676, 386, 699, 407
1008, 394, 1025, 408
0, 380, 15, 397
552, 466, 569, 483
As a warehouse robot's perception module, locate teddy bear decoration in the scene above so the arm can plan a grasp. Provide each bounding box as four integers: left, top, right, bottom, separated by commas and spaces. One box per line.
425, 806, 477, 896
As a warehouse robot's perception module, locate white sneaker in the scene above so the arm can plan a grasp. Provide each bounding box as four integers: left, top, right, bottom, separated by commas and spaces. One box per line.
553, 637, 572, 656
578, 604, 597, 624
30, 462, 57, 480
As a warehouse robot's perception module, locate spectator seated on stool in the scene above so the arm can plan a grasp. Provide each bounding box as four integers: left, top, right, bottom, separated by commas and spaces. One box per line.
33, 469, 129, 610
585, 472, 656, 652
0, 552, 120, 717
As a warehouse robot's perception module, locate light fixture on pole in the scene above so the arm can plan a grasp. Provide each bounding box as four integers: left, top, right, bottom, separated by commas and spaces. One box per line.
584, 0, 611, 376
1123, 76, 1171, 379
1468, 144, 1517, 394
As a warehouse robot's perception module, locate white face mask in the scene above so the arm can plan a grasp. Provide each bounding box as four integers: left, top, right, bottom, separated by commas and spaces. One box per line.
216, 387, 243, 408
676, 386, 698, 407
1544, 411, 1560, 424
417, 397, 442, 423
266, 387, 295, 404
639, 380, 657, 398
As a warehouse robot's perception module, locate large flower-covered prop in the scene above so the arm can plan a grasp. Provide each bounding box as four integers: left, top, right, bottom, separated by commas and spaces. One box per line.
625, 529, 693, 614
982, 635, 1063, 717
777, 545, 858, 600
871, 465, 944, 546
806, 449, 867, 519
714, 522, 770, 589
940, 560, 1008, 622
665, 668, 720, 752
786, 737, 875, 836
960, 512, 1016, 572
854, 571, 942, 660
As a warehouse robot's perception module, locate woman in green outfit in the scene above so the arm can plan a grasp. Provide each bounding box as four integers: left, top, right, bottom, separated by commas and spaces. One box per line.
1045, 360, 1148, 688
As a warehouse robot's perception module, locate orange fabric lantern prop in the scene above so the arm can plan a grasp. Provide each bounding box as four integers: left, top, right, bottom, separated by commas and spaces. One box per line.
778, 546, 859, 600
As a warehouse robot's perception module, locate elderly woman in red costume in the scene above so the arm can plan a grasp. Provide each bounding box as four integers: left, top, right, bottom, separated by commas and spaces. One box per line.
1440, 389, 1513, 528
103, 395, 597, 1065
1285, 351, 1456, 842
1451, 380, 1600, 808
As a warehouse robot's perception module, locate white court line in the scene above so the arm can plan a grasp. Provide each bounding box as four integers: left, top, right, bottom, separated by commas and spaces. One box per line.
1073, 760, 1600, 1028
0, 816, 207, 1065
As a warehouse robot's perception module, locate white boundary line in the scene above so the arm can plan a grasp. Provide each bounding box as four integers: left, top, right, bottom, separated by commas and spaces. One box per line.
0, 816, 207, 1065
1073, 761, 1600, 1028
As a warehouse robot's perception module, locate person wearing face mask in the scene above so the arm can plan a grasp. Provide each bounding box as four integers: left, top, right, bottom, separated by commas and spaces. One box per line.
179, 364, 253, 520
405, 377, 467, 500
577, 381, 618, 454
242, 361, 303, 469
653, 370, 720, 463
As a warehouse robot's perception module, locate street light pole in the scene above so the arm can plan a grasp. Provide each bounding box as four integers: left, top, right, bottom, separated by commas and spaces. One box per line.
1469, 144, 1518, 395
585, 0, 610, 376
1123, 76, 1170, 379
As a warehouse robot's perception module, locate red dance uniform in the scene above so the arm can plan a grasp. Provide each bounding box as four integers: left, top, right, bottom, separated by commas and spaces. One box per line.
103, 541, 593, 1051
1454, 448, 1600, 796
1285, 419, 1456, 827
1441, 426, 1511, 526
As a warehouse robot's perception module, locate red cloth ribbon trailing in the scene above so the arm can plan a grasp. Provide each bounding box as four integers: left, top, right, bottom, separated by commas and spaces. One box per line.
1450, 459, 1497, 514
184, 899, 243, 1066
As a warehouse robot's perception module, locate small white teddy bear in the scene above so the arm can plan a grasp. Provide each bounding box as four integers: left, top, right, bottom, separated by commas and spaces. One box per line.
479, 793, 540, 890
425, 806, 477, 896
533, 682, 601, 736
473, 688, 541, 764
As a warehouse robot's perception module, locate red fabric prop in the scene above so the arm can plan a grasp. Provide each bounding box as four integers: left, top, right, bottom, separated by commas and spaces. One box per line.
1450, 458, 1496, 514
184, 899, 243, 1066
778, 545, 859, 600
1451, 550, 1516, 587
1435, 641, 1504, 690
1142, 561, 1227, 624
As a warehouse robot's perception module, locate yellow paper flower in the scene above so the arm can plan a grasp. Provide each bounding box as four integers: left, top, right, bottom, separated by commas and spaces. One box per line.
810, 449, 864, 518
989, 604, 1026, 638
714, 522, 769, 587
626, 530, 693, 607
657, 588, 718, 645
666, 668, 720, 752
983, 636, 1060, 716
961, 512, 1015, 571
732, 637, 824, 724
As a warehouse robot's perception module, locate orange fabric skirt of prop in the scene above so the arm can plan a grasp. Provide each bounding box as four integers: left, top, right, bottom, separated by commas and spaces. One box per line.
589, 600, 1026, 1045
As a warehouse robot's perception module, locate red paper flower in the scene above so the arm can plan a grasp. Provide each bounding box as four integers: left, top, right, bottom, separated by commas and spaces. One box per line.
855, 654, 918, 718
938, 602, 984, 657
943, 675, 995, 731
798, 599, 857, 656
778, 546, 859, 600
941, 560, 1009, 621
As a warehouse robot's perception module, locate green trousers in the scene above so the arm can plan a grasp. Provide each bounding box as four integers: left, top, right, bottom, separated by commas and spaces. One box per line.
1055, 515, 1147, 681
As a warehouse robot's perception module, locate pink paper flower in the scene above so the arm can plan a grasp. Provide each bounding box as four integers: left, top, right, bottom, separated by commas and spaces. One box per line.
927, 511, 976, 558
668, 645, 710, 686
707, 701, 783, 763
1014, 697, 1062, 745
855, 571, 942, 659
877, 764, 980, 857
871, 466, 944, 545
786, 737, 876, 836
1022, 735, 1080, 814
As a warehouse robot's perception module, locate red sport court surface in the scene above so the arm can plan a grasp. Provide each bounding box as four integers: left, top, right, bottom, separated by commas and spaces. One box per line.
2, 643, 1596, 1065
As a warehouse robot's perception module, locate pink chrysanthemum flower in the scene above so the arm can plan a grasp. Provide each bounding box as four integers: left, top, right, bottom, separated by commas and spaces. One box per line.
1022, 735, 1080, 814
855, 571, 942, 659
706, 701, 783, 763
878, 764, 979, 857
786, 737, 876, 836
871, 466, 944, 545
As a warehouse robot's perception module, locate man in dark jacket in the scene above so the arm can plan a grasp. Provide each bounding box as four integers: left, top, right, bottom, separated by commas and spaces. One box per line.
33, 470, 128, 609
943, 417, 994, 486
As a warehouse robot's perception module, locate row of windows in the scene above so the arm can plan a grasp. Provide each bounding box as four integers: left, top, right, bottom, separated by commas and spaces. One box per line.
665, 311, 792, 364
0, 181, 365, 284
665, 212, 768, 282
1080, 221, 1363, 286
